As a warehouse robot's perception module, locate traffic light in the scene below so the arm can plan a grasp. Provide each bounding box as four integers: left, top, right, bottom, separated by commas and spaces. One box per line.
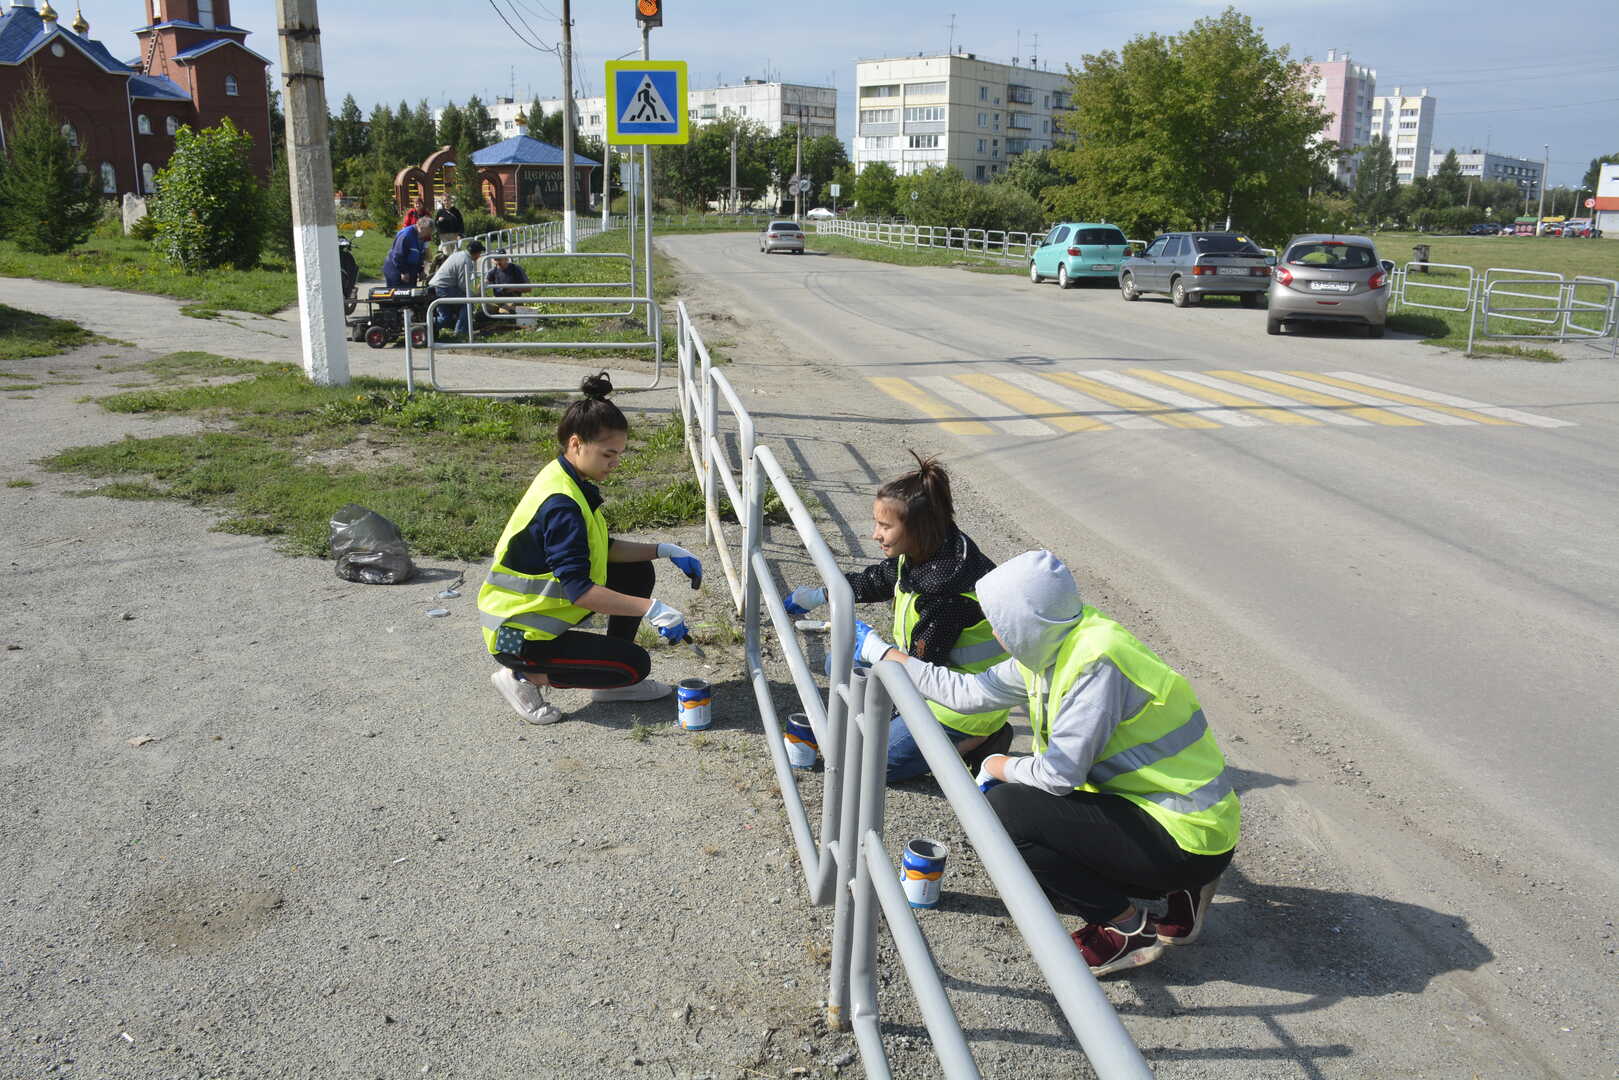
635, 0, 662, 27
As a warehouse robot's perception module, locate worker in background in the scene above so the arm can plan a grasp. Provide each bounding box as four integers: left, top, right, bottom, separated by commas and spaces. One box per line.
853, 550, 1239, 977
381, 217, 432, 288
427, 239, 485, 340
478, 373, 705, 725
485, 249, 531, 316
783, 453, 1011, 782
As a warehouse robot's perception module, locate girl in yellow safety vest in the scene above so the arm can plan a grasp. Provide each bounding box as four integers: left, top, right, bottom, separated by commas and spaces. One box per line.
478, 373, 702, 725
783, 453, 1012, 782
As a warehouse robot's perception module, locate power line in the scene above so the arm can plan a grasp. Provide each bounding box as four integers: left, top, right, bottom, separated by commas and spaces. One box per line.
1443, 95, 1619, 117
486, 0, 556, 54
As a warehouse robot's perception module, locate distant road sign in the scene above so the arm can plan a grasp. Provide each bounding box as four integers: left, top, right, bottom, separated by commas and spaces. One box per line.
798, 178, 812, 194
1586, 197, 1597, 209
829, 183, 841, 197
606, 60, 688, 145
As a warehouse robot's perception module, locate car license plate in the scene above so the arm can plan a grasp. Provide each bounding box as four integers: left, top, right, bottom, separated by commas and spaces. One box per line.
1309, 281, 1353, 292
1216, 267, 1248, 276
1090, 264, 1114, 272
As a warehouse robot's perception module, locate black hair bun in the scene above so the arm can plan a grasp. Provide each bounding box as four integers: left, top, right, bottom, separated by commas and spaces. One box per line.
580, 371, 614, 400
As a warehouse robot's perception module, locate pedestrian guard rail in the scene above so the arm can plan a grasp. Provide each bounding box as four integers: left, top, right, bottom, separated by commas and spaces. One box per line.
675, 300, 1154, 1079
815, 218, 1044, 265
1386, 261, 1617, 356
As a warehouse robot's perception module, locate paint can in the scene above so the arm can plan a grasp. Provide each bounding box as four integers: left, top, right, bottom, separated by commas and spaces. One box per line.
783, 712, 818, 769
900, 838, 949, 910
675, 677, 712, 731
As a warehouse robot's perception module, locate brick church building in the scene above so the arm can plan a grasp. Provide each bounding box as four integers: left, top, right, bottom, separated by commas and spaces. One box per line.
0, 0, 271, 198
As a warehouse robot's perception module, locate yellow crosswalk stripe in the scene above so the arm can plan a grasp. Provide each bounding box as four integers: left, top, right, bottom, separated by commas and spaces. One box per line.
1281, 371, 1517, 425
954, 372, 1110, 432
1205, 370, 1423, 426
869, 377, 994, 435
1039, 371, 1219, 429
1124, 369, 1321, 426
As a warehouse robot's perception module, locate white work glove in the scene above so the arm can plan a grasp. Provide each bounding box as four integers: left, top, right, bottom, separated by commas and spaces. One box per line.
783, 585, 827, 616
854, 620, 892, 667
657, 542, 703, 589
975, 755, 1009, 792
643, 598, 690, 644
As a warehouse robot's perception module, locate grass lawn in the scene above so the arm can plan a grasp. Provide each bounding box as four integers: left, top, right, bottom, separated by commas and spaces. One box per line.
43, 353, 710, 561
0, 304, 100, 361
806, 232, 1026, 275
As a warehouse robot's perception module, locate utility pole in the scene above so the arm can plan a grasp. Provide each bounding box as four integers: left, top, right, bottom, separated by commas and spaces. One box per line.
729, 129, 739, 213
793, 105, 803, 224
1536, 143, 1549, 227
274, 0, 347, 386
640, 18, 654, 330
560, 0, 577, 251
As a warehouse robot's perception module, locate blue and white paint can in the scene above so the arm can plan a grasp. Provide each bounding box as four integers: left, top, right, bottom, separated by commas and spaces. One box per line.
783, 712, 818, 769
900, 838, 949, 909
675, 678, 712, 731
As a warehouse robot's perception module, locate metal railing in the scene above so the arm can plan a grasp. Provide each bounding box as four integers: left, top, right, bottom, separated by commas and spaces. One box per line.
674, 301, 1153, 1078
1470, 272, 1619, 358
814, 218, 1042, 265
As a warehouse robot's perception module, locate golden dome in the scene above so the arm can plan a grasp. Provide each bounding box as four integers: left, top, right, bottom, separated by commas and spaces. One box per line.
39, 1, 58, 22
71, 7, 88, 34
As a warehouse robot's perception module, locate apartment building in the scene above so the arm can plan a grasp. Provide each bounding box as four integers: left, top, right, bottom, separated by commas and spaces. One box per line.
1307, 48, 1376, 186
1427, 149, 1544, 202
1369, 88, 1436, 183
853, 53, 1073, 182
518, 80, 836, 144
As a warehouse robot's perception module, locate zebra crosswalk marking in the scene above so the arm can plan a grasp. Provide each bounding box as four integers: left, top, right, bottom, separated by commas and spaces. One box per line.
1086, 370, 1268, 427
1044, 371, 1222, 430
1205, 370, 1424, 426
914, 376, 1054, 436
1281, 371, 1515, 425
999, 370, 1165, 430
1323, 371, 1577, 428
1151, 370, 1360, 426
1252, 370, 1472, 425
869, 377, 993, 435
954, 372, 1110, 432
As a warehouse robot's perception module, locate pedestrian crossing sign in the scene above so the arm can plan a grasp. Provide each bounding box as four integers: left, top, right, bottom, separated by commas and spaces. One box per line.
605, 60, 689, 145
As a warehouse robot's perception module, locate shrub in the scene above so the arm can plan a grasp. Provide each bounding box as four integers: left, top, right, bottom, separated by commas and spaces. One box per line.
363, 168, 399, 236
149, 119, 267, 271
459, 208, 504, 239
0, 69, 101, 253
264, 151, 294, 260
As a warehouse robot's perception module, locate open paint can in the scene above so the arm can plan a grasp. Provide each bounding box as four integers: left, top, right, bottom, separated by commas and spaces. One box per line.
900, 838, 948, 909
675, 678, 712, 731
783, 712, 818, 768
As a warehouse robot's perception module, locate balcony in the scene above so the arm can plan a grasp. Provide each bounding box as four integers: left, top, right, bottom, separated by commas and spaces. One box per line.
1006, 138, 1031, 154
1008, 113, 1034, 131
1007, 84, 1036, 105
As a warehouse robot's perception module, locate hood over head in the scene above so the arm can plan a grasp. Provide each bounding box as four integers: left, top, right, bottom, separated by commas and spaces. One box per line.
976, 550, 1083, 671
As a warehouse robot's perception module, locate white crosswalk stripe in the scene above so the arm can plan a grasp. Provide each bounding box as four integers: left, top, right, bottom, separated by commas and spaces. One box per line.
1323, 371, 1577, 428
1082, 370, 1268, 427
995, 370, 1163, 429
1163, 370, 1373, 426
913, 376, 1056, 436
1248, 370, 1475, 425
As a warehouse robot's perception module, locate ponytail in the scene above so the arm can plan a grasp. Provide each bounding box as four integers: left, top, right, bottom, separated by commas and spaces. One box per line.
557, 371, 629, 448
875, 451, 955, 559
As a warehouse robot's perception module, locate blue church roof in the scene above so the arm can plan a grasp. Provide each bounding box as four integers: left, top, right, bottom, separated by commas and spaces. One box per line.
472, 135, 599, 167
0, 7, 133, 76
172, 37, 269, 65
128, 73, 191, 101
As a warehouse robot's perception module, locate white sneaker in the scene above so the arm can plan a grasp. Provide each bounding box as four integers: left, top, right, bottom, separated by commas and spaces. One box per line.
490, 668, 562, 725
591, 678, 672, 703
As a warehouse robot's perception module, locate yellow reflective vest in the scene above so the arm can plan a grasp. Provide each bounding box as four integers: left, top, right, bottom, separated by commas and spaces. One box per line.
892, 554, 1010, 737
1019, 606, 1240, 855
478, 459, 608, 653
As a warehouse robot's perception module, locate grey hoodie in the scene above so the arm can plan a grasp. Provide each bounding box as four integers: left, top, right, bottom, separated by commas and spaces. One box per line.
904, 550, 1142, 795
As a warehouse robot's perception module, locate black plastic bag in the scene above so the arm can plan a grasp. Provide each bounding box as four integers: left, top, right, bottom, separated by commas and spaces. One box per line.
329, 503, 416, 584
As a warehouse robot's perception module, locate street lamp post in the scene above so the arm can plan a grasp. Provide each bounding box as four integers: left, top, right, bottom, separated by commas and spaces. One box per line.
1536, 143, 1549, 225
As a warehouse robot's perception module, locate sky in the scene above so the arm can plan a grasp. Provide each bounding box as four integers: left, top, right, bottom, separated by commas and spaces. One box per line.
154, 0, 1619, 188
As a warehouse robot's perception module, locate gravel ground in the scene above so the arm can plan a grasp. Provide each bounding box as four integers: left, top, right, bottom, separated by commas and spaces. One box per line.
2, 271, 1613, 1079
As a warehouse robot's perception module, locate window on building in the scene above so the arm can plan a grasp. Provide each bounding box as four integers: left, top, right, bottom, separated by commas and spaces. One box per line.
862, 136, 893, 150
993, 114, 1000, 130
101, 162, 117, 193
60, 123, 78, 147
977, 139, 986, 153
861, 84, 899, 98
905, 81, 946, 97
197, 0, 214, 27
225, 74, 238, 96
859, 108, 896, 125
137, 114, 152, 135
1044, 95, 1051, 108
975, 164, 986, 180
722, 106, 732, 116
992, 146, 999, 159
979, 86, 988, 101
1042, 119, 1049, 134
907, 134, 940, 149
977, 112, 987, 128
141, 163, 156, 194
903, 106, 945, 123
166, 115, 179, 135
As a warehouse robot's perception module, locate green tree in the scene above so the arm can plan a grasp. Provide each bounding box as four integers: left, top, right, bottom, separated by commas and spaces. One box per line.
1048, 8, 1331, 243
0, 69, 102, 254
533, 104, 565, 146
364, 167, 400, 234
463, 96, 497, 146
764, 130, 847, 206
1432, 149, 1467, 206
996, 148, 1069, 212
522, 97, 545, 135
1352, 136, 1398, 228
368, 102, 404, 170
852, 161, 898, 218
330, 93, 368, 192
266, 73, 285, 159
453, 135, 485, 213
894, 166, 1045, 233
149, 119, 267, 271
264, 150, 293, 259
1581, 152, 1618, 193
436, 103, 465, 156
402, 100, 438, 163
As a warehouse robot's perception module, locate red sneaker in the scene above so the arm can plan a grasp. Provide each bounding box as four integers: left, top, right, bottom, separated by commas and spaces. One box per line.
1157, 878, 1221, 946
1071, 913, 1164, 976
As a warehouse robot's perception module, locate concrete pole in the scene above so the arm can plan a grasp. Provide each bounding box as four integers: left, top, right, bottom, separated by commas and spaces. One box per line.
560, 0, 577, 252
1536, 143, 1549, 226
793, 106, 803, 224
274, 0, 348, 386
641, 24, 654, 315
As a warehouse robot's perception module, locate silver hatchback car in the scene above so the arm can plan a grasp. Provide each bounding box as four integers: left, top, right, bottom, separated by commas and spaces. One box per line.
1267, 234, 1392, 337
760, 220, 805, 255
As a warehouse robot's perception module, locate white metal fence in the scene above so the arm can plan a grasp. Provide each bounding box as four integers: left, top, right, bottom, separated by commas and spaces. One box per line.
1388, 262, 1619, 357
814, 218, 1046, 265
675, 300, 1154, 1079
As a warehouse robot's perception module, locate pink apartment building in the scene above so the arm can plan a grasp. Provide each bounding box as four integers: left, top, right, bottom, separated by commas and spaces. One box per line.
1307, 48, 1376, 187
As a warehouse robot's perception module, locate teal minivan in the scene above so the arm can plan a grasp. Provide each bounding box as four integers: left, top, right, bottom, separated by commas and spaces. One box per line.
1028, 222, 1132, 288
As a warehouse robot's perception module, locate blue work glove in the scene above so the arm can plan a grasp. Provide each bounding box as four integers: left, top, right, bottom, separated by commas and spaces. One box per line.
783, 585, 827, 616
854, 620, 893, 667
657, 542, 703, 589
644, 598, 690, 644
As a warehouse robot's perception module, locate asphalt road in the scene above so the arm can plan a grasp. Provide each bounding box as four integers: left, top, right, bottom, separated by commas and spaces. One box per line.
661, 231, 1619, 891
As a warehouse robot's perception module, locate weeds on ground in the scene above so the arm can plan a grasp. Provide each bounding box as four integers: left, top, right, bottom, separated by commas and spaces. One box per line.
0, 305, 99, 361
6, 478, 35, 487
45, 366, 707, 560
628, 723, 655, 743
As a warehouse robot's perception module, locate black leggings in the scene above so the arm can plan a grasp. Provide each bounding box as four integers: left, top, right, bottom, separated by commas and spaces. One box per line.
493, 561, 655, 690
987, 783, 1234, 924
